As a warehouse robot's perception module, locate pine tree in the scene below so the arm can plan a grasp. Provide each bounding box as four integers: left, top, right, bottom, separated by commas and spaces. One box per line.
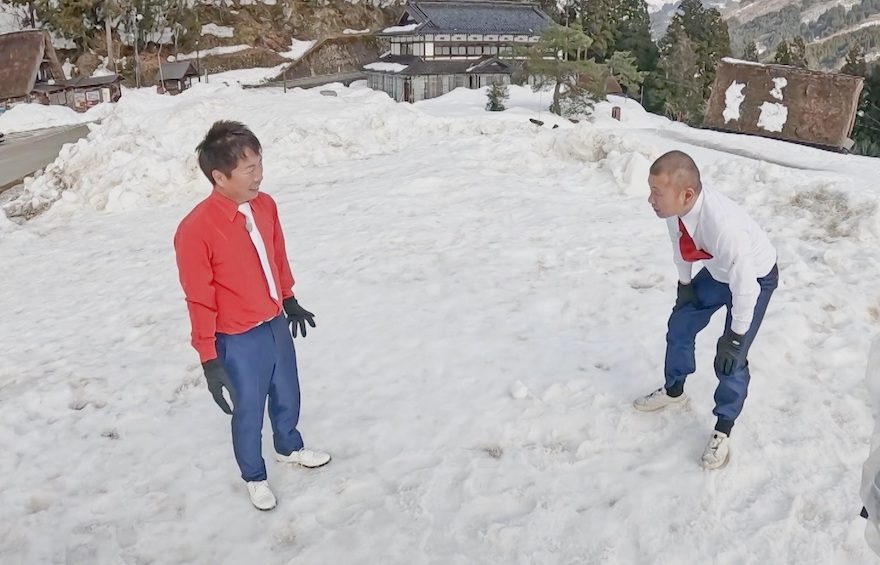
610, 0, 659, 72
655, 34, 705, 124
523, 24, 602, 116
576, 0, 617, 60
790, 36, 809, 68
842, 45, 867, 77
774, 39, 793, 65
660, 0, 730, 100
522, 23, 637, 117
486, 82, 509, 111
851, 66, 880, 157
607, 51, 645, 94
742, 41, 759, 62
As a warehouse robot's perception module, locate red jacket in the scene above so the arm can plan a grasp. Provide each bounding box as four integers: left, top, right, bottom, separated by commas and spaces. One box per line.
174, 190, 295, 362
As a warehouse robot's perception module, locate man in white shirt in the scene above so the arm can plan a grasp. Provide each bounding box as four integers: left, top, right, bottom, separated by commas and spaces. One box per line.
633, 150, 778, 470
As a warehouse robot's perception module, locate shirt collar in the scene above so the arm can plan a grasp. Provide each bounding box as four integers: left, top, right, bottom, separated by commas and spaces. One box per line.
679, 189, 705, 235
209, 189, 240, 222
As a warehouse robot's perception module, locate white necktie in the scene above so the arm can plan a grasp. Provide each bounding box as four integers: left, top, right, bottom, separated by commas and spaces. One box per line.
238, 203, 279, 301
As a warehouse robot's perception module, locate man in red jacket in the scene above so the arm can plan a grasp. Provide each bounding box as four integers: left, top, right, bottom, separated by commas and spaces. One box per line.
174, 121, 330, 510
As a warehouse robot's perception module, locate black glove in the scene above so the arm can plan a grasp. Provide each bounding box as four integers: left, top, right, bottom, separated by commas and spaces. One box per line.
675, 282, 698, 310
202, 359, 233, 415
715, 331, 746, 376
283, 297, 316, 338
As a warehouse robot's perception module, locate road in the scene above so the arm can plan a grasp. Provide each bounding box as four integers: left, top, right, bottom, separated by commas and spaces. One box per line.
0, 124, 91, 191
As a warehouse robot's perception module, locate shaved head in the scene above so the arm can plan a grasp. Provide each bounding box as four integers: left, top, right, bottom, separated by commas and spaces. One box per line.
649, 151, 702, 193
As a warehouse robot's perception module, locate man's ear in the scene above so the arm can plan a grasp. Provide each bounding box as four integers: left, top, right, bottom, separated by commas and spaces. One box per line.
211, 169, 227, 187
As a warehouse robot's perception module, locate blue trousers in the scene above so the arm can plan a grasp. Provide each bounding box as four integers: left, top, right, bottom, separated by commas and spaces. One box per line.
665, 265, 778, 423
216, 314, 304, 482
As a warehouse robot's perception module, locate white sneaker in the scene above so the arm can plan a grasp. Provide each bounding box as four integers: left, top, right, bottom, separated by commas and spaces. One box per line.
701, 431, 731, 470
633, 387, 688, 412
246, 480, 277, 511
276, 448, 332, 468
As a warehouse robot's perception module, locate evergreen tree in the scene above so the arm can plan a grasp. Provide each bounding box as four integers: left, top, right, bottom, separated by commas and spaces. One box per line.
742, 41, 759, 62
660, 0, 730, 99
486, 82, 509, 112
522, 23, 639, 117
790, 36, 809, 68
842, 45, 867, 77
610, 0, 659, 72
774, 39, 793, 65
655, 34, 705, 124
851, 66, 880, 157
577, 0, 617, 60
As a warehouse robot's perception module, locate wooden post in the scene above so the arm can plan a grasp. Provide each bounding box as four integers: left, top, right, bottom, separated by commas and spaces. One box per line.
105, 4, 115, 72
612, 106, 621, 121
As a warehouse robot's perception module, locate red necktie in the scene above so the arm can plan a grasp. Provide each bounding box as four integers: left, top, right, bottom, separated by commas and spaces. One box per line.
678, 218, 713, 262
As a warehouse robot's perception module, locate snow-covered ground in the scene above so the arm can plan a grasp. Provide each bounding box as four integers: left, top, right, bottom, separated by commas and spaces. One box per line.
0, 102, 114, 134
1, 81, 880, 564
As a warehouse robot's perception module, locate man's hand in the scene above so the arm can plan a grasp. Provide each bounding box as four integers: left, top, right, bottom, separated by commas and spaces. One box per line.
675, 282, 698, 310
202, 359, 234, 415
715, 331, 746, 376
283, 297, 316, 338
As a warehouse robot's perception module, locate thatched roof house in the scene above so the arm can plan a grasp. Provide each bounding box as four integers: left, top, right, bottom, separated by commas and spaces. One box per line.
704, 57, 864, 151
0, 30, 65, 106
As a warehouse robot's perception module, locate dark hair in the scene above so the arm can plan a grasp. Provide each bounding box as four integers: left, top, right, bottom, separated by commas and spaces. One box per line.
649, 150, 702, 192
196, 120, 262, 183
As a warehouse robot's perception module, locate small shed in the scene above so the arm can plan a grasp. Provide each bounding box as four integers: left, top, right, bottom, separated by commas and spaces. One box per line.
0, 29, 65, 109
64, 74, 122, 112
704, 57, 864, 151
156, 61, 200, 95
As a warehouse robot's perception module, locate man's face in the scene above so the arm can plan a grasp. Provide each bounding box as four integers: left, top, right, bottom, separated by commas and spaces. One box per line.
648, 173, 694, 218
213, 147, 263, 204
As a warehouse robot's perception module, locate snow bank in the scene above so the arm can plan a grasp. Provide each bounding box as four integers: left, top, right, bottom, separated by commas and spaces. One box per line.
172, 45, 251, 61
0, 102, 114, 134
201, 24, 234, 38
279, 39, 316, 61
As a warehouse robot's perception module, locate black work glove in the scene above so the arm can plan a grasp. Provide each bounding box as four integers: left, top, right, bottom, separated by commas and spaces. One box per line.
202, 359, 233, 415
283, 297, 316, 338
675, 282, 698, 310
715, 331, 746, 376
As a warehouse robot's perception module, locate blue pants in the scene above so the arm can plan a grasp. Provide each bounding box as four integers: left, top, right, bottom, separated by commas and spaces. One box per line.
216, 314, 304, 482
665, 265, 778, 423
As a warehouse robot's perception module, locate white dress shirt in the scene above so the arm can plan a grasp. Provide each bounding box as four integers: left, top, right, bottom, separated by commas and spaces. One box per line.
666, 188, 777, 334
238, 202, 279, 302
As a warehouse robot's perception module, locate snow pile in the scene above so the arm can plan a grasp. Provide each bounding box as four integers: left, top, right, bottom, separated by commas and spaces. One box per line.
344, 28, 371, 34
0, 102, 113, 134
279, 39, 316, 61
382, 23, 419, 33
172, 45, 251, 61
201, 24, 234, 38
208, 64, 288, 86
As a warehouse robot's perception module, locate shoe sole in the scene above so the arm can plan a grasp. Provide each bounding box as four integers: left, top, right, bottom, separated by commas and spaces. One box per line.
253, 502, 277, 511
